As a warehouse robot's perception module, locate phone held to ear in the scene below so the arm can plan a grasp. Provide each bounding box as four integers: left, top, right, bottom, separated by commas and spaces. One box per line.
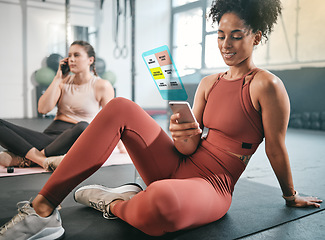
61, 61, 70, 75
169, 101, 197, 124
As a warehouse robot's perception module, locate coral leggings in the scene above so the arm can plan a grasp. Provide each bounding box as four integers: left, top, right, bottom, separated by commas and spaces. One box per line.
40, 97, 246, 236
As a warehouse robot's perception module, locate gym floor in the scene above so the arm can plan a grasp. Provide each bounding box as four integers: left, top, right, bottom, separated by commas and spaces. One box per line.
0, 116, 324, 239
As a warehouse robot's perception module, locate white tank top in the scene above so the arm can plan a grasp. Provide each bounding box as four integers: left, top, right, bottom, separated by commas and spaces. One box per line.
57, 75, 101, 123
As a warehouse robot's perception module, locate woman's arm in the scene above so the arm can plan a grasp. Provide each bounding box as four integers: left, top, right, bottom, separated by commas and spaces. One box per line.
38, 59, 67, 114
169, 74, 216, 155
95, 79, 115, 108
256, 71, 322, 208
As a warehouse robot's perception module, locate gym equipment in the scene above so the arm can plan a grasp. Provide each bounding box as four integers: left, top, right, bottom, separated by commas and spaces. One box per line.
311, 121, 321, 130
301, 112, 310, 122
290, 118, 303, 129
303, 121, 311, 129
35, 67, 56, 86
311, 112, 320, 121
46, 53, 63, 72
321, 112, 325, 121
321, 122, 325, 131
95, 58, 106, 76
101, 71, 117, 85
7, 166, 14, 173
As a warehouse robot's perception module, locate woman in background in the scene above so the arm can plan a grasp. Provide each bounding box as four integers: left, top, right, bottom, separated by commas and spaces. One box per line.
0, 40, 115, 171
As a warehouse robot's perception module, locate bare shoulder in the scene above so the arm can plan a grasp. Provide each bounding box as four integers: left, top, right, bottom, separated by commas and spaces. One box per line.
201, 72, 221, 85
252, 69, 285, 93
94, 78, 115, 104
94, 78, 114, 92
199, 72, 223, 99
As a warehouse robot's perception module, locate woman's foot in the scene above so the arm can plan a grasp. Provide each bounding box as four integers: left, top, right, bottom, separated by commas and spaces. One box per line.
73, 183, 143, 219
0, 151, 32, 168
43, 155, 66, 171
0, 200, 64, 239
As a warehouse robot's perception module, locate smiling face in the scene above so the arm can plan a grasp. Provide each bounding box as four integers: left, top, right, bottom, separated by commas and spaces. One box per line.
68, 44, 94, 74
217, 12, 261, 68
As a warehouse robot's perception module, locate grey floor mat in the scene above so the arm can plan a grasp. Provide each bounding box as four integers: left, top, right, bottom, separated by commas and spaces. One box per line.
0, 164, 323, 240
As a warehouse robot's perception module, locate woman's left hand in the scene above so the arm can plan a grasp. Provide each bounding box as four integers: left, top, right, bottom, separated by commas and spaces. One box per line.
286, 195, 322, 208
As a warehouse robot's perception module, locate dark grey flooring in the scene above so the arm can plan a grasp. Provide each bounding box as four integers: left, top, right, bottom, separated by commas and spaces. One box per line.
0, 117, 324, 240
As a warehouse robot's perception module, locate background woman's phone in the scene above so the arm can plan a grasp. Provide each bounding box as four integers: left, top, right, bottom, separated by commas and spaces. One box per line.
169, 101, 197, 124
61, 61, 70, 75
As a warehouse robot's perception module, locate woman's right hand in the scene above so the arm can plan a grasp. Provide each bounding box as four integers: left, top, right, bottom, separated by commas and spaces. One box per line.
169, 113, 202, 142
54, 58, 69, 82
169, 113, 202, 155
38, 58, 67, 114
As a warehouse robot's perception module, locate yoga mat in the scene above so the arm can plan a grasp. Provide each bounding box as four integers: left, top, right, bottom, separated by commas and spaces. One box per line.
0, 165, 323, 240
0, 148, 132, 177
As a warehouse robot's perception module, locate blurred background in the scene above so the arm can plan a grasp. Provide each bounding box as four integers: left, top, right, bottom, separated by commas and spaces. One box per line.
0, 0, 324, 131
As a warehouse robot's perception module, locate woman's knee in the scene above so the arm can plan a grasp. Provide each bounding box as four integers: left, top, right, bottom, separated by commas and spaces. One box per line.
103, 97, 138, 116
74, 121, 89, 133
144, 181, 185, 232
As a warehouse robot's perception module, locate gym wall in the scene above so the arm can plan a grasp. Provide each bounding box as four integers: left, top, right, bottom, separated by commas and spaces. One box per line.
271, 67, 325, 131
0, 0, 170, 119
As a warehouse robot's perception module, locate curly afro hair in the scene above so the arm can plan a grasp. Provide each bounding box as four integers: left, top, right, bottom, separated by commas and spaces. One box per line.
208, 0, 282, 42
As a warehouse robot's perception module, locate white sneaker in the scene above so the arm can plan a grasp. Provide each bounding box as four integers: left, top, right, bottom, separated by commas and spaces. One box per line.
0, 201, 64, 240
0, 151, 32, 168
74, 183, 143, 219
43, 155, 65, 171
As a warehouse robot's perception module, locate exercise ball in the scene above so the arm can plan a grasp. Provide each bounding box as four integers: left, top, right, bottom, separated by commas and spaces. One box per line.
35, 67, 55, 86
101, 71, 117, 85
95, 58, 106, 76
46, 53, 63, 72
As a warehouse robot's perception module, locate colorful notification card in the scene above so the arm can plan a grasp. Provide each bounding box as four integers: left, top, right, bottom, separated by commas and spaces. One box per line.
142, 45, 188, 101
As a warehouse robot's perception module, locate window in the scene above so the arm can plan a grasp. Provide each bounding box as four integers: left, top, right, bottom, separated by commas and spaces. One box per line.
171, 0, 225, 78
172, 0, 199, 7
173, 7, 203, 76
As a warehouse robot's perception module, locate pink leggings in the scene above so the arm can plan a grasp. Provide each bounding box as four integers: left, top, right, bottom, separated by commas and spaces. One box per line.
39, 97, 245, 236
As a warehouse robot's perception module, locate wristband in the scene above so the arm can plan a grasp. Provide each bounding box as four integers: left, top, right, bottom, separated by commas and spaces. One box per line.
282, 190, 298, 201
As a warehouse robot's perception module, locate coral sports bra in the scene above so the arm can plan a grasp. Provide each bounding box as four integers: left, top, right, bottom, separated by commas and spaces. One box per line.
203, 69, 264, 156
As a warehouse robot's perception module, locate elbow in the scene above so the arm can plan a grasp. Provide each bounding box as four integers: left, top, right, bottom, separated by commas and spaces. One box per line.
38, 100, 55, 115
265, 147, 277, 160
38, 104, 50, 115
38, 107, 47, 115
265, 142, 287, 160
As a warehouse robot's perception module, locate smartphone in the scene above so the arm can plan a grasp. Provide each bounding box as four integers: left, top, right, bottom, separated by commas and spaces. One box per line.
169, 101, 197, 124
61, 61, 70, 75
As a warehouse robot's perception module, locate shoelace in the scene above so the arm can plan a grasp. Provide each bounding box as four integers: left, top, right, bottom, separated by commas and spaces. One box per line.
0, 201, 32, 234
89, 200, 116, 219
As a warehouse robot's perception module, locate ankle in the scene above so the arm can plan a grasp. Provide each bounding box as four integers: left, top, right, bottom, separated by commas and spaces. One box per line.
32, 195, 55, 218
108, 199, 123, 216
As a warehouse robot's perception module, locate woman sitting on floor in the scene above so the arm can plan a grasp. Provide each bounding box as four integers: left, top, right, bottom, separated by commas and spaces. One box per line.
0, 40, 115, 171
0, 0, 322, 239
